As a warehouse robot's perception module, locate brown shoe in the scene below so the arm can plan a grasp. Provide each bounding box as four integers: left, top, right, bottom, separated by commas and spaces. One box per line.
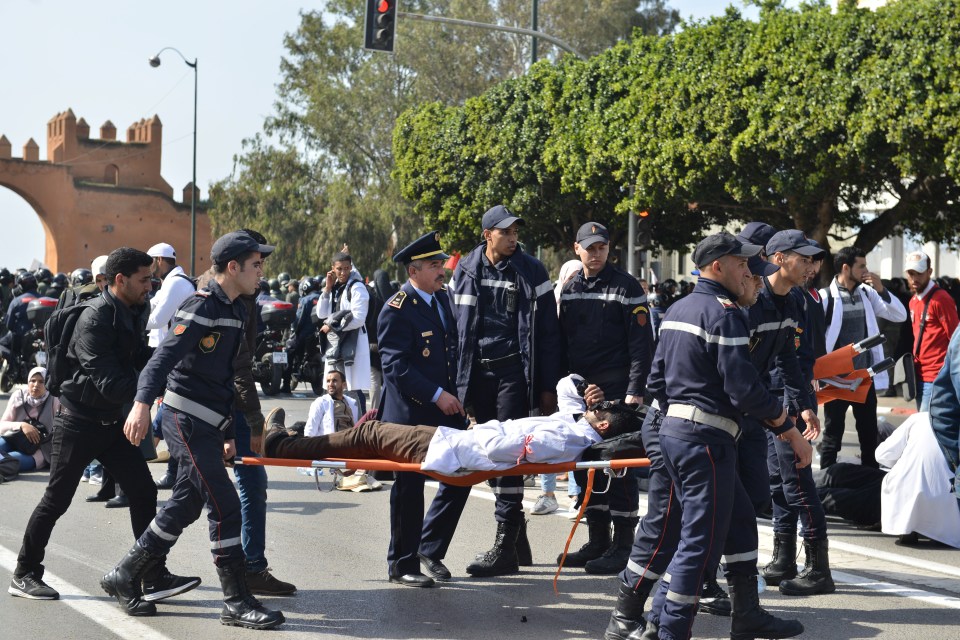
245, 568, 296, 596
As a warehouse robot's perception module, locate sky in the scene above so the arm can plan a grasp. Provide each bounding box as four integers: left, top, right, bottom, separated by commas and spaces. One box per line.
0, 0, 776, 271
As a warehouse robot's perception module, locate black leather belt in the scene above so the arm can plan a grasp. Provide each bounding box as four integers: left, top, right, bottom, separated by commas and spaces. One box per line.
57, 404, 123, 426
476, 353, 522, 371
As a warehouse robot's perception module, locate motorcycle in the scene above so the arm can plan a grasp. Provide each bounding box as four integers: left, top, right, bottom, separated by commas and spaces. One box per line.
255, 299, 294, 396
287, 326, 326, 396
0, 296, 57, 392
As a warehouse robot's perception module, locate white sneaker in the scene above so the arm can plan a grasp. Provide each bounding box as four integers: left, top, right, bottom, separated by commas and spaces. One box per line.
89, 473, 103, 485
530, 494, 559, 515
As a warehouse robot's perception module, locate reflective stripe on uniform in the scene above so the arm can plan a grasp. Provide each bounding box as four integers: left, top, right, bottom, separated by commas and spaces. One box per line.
659, 320, 750, 346
480, 279, 514, 289
491, 486, 525, 496
610, 508, 640, 518
535, 281, 553, 297
149, 520, 179, 542
751, 319, 798, 335
666, 589, 699, 605
454, 294, 477, 306
559, 291, 647, 305
173, 311, 243, 329
211, 536, 242, 550
164, 389, 227, 427
722, 549, 759, 564
627, 560, 662, 581
663, 571, 672, 582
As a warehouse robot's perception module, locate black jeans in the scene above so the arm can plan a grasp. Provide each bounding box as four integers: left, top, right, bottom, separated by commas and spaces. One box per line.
821, 385, 879, 468
16, 409, 157, 576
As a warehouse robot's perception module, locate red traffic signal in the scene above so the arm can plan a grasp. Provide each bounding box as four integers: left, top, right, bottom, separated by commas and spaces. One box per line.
365, 0, 397, 53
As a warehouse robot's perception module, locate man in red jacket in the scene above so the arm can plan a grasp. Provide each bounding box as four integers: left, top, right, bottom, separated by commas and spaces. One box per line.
906, 251, 960, 411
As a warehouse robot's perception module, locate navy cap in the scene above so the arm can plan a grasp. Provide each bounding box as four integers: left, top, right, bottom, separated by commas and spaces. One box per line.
748, 254, 779, 277
576, 222, 610, 248
393, 231, 450, 265
211, 231, 275, 264
692, 232, 762, 269
481, 205, 524, 231
766, 230, 825, 258
739, 221, 778, 248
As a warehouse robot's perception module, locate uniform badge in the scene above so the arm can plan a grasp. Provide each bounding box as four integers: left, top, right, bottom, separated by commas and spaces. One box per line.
422, 347, 431, 358
633, 305, 649, 326
173, 324, 187, 336
199, 332, 220, 353
421, 331, 433, 337
748, 335, 760, 352
795, 336, 801, 349
388, 291, 407, 309
716, 296, 737, 309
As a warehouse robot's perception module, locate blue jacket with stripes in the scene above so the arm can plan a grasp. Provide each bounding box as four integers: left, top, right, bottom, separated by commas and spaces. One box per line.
450, 243, 561, 409
647, 277, 790, 444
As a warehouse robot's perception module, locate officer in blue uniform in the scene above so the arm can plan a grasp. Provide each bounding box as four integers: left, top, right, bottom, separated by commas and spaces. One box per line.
643, 232, 809, 640
377, 231, 471, 588
102, 231, 284, 630
557, 222, 653, 575
602, 252, 777, 640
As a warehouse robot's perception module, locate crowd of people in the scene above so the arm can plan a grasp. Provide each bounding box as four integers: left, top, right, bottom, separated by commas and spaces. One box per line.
1, 209, 959, 639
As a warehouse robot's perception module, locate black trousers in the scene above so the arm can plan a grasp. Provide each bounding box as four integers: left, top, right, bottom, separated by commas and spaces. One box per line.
821, 385, 879, 468
16, 409, 157, 576
470, 363, 528, 525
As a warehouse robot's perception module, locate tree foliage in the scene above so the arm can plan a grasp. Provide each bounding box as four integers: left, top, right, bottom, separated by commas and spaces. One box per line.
208, 0, 678, 276
395, 0, 960, 259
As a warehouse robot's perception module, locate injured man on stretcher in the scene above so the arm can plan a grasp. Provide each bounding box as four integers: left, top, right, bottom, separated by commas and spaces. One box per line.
264, 375, 642, 474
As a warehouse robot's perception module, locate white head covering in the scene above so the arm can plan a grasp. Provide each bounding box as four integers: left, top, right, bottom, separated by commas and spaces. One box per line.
554, 259, 583, 306
91, 255, 109, 276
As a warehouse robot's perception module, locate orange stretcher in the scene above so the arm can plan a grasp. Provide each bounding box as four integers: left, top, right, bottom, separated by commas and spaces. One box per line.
238, 455, 650, 592
814, 334, 896, 404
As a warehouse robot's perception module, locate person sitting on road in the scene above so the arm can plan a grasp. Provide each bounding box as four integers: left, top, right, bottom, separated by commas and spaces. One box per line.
0, 367, 58, 472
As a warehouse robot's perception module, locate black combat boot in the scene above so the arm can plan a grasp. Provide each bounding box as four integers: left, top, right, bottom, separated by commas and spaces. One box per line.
217, 562, 285, 630
558, 515, 611, 567
100, 543, 162, 616
638, 619, 659, 640
586, 517, 638, 575
779, 538, 835, 596
604, 582, 649, 640
761, 532, 798, 586
466, 521, 520, 577
729, 574, 804, 640
698, 574, 732, 616
516, 518, 533, 566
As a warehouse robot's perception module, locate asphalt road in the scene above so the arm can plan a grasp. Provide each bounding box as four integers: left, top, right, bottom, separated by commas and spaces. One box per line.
1, 390, 958, 640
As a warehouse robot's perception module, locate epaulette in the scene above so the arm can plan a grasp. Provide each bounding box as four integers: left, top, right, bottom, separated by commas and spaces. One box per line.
387, 291, 407, 309
715, 296, 738, 310
195, 290, 211, 297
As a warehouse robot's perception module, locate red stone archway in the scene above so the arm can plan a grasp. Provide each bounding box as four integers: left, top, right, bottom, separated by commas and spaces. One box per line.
0, 109, 211, 274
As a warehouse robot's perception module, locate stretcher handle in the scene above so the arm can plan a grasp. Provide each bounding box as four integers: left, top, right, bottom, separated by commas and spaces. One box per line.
854, 334, 885, 353
868, 356, 896, 376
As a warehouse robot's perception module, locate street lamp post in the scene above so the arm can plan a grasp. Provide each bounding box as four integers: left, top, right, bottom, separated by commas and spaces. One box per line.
149, 47, 198, 276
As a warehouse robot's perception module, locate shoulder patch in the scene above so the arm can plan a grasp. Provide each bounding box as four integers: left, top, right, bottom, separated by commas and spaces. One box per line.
388, 291, 407, 309
715, 296, 738, 309
633, 304, 649, 326
173, 324, 187, 336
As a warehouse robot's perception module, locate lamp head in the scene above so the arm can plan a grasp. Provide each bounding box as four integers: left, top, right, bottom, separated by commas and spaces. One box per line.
148, 55, 161, 68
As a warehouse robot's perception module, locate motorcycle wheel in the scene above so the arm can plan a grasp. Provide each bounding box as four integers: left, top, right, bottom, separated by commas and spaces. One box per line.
260, 356, 282, 396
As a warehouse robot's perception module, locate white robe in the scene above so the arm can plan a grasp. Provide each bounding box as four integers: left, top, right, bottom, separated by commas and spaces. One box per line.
876, 413, 960, 548
315, 277, 371, 393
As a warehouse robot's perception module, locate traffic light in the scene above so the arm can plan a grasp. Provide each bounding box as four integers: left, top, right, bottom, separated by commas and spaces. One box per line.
637, 210, 653, 249
364, 0, 398, 53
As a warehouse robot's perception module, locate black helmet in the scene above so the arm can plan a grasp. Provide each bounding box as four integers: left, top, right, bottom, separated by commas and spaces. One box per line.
0, 268, 11, 285
16, 272, 37, 292
71, 268, 93, 286
268, 278, 281, 291
299, 277, 319, 297
34, 267, 53, 284
277, 272, 292, 286
52, 272, 68, 288
258, 279, 270, 295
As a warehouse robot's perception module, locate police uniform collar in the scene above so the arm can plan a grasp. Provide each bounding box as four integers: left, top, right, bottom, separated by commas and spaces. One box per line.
480, 246, 514, 270
694, 276, 738, 301
205, 278, 234, 304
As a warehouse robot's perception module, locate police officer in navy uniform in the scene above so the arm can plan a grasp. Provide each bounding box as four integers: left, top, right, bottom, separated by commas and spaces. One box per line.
451, 205, 562, 577
642, 232, 809, 640
557, 222, 653, 574
377, 231, 471, 588
101, 231, 284, 630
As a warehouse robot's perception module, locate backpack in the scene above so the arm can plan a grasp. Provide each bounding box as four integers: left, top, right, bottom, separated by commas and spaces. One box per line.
43, 300, 93, 397
345, 281, 385, 345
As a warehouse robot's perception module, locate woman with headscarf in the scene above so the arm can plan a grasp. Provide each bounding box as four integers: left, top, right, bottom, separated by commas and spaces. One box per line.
0, 367, 58, 471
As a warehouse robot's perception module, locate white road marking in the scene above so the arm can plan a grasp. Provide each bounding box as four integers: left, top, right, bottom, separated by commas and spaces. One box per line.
0, 545, 176, 640
832, 570, 960, 610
